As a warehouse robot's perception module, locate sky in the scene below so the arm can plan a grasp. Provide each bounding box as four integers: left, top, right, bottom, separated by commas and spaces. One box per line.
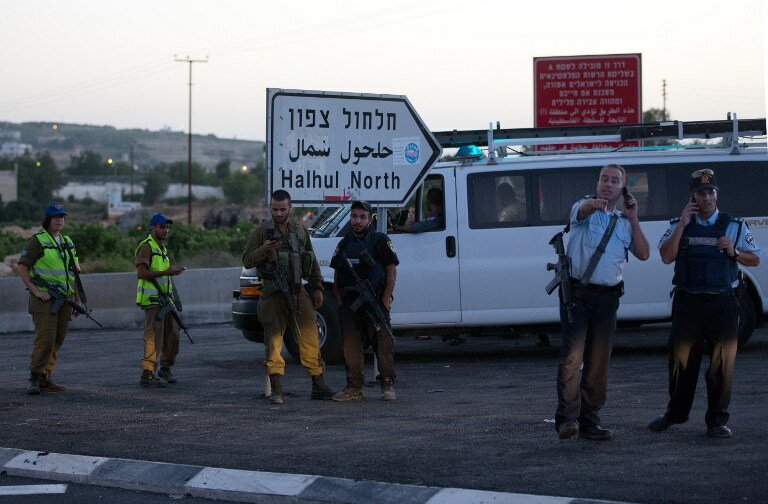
1, 0, 766, 141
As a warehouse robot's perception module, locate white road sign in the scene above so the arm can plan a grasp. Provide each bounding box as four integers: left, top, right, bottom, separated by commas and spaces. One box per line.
266, 88, 442, 205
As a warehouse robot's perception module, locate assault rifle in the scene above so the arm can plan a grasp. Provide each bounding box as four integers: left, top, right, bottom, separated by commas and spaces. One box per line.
339, 250, 394, 341
31, 276, 103, 328
265, 228, 303, 341
149, 278, 194, 344
546, 231, 575, 323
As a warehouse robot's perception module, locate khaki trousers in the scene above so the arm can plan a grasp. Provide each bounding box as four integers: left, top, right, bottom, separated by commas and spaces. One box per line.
141, 306, 179, 372
257, 291, 324, 376
28, 294, 72, 375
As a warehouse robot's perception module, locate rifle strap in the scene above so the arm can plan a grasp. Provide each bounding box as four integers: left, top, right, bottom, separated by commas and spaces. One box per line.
66, 248, 86, 303
579, 213, 619, 286
288, 230, 302, 291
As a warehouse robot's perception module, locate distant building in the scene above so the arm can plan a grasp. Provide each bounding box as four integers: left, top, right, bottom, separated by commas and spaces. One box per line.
0, 141, 33, 158
0, 170, 18, 203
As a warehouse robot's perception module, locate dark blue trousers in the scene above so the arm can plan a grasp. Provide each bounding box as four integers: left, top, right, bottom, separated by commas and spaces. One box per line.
664, 292, 738, 428
555, 285, 620, 430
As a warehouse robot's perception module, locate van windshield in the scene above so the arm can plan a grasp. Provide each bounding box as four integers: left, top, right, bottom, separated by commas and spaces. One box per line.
310, 206, 349, 237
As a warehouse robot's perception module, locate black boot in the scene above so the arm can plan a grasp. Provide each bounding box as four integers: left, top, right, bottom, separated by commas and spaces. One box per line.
311, 374, 335, 400
39, 373, 67, 392
27, 373, 41, 395
269, 374, 283, 404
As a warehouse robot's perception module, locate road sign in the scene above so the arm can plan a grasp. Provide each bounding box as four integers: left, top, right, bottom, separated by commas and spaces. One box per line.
533, 54, 642, 150
266, 89, 442, 206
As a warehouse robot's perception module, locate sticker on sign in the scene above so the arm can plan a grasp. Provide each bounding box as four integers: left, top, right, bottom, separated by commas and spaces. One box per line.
266, 89, 442, 206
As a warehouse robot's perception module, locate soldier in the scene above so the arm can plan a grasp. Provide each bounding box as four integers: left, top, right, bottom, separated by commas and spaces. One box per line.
331, 201, 399, 401
242, 190, 334, 404
135, 213, 184, 388
18, 202, 81, 395
555, 164, 650, 440
648, 169, 760, 438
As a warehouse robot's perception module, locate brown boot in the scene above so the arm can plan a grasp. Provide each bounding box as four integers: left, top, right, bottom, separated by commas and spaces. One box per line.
332, 386, 364, 402
380, 377, 396, 401
310, 374, 335, 400
39, 373, 67, 392
269, 374, 283, 404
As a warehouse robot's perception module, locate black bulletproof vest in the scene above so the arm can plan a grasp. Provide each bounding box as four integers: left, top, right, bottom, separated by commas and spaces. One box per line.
673, 213, 739, 294
338, 229, 385, 294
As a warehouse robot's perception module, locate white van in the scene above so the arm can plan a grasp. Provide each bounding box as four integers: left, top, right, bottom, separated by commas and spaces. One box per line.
234, 119, 767, 363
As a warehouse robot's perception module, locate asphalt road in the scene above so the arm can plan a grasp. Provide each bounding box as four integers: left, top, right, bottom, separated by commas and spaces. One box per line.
1, 323, 767, 504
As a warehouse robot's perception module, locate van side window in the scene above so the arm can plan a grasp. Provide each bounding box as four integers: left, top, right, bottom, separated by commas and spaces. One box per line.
468, 172, 529, 228
388, 175, 445, 233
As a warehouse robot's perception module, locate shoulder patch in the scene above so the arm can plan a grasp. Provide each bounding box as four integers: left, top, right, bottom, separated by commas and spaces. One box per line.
745, 232, 756, 248
20, 248, 28, 257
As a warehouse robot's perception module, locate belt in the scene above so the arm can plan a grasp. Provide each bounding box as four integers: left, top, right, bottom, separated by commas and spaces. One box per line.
675, 290, 735, 299
571, 279, 623, 293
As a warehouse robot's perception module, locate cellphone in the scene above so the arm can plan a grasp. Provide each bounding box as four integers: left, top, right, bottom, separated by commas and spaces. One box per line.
622, 187, 635, 208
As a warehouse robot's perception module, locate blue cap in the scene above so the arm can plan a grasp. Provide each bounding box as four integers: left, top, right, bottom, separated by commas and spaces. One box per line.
45, 202, 67, 217
149, 213, 174, 227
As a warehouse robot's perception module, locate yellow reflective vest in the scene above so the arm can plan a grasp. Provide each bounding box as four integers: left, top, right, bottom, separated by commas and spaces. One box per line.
32, 231, 78, 295
135, 235, 172, 307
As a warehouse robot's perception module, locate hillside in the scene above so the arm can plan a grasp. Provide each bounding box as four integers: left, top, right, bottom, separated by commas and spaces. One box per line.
0, 121, 264, 172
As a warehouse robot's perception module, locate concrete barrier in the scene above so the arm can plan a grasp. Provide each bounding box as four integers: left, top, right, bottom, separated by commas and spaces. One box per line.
0, 268, 241, 334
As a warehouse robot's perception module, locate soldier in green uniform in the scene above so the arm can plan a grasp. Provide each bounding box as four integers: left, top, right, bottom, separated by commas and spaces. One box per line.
135, 213, 184, 388
18, 202, 81, 395
242, 190, 334, 404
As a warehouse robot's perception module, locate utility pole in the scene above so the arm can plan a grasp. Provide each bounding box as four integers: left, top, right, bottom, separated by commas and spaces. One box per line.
662, 79, 668, 120
129, 143, 135, 197
175, 55, 208, 224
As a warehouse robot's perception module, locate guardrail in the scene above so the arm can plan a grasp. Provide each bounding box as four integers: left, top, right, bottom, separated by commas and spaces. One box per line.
0, 267, 241, 334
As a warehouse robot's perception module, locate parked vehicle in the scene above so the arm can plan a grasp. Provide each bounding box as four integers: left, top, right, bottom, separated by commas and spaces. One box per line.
234, 118, 768, 363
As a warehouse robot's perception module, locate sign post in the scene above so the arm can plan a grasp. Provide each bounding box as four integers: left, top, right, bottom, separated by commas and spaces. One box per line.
266, 89, 442, 206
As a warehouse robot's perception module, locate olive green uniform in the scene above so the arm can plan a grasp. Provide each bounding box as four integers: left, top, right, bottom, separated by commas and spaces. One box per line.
19, 232, 78, 376
242, 219, 325, 376
135, 238, 180, 372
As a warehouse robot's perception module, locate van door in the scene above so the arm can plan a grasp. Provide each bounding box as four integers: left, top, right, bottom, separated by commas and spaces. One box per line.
388, 171, 462, 325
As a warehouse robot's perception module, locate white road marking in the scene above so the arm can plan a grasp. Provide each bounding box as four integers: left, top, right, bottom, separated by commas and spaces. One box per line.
0, 484, 68, 495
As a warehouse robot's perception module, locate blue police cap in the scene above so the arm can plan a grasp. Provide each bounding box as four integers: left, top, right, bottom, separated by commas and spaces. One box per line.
45, 202, 67, 217
149, 213, 174, 227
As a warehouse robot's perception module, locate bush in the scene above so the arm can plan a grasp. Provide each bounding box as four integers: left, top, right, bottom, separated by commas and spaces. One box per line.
0, 229, 26, 259
0, 200, 42, 226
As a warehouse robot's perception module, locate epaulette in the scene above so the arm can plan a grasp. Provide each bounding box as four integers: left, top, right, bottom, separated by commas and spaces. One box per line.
669, 217, 681, 224
585, 194, 597, 199
730, 216, 744, 223
618, 211, 627, 219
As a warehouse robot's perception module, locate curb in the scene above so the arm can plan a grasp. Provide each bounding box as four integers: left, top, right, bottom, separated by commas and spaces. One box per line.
0, 447, 632, 504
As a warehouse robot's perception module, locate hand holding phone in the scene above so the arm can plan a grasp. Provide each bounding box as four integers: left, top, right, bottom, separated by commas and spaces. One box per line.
622, 187, 636, 209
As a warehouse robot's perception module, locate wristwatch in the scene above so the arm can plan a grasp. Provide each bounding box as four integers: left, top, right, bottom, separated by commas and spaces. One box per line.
732, 249, 740, 259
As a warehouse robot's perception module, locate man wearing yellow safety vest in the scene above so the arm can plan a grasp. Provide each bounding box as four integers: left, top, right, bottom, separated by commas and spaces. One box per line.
18, 202, 81, 395
135, 213, 184, 388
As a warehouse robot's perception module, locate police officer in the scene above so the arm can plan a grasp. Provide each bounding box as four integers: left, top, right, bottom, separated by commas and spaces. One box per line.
648, 169, 760, 438
18, 202, 81, 395
331, 201, 399, 401
135, 213, 184, 388
555, 164, 650, 440
242, 190, 334, 404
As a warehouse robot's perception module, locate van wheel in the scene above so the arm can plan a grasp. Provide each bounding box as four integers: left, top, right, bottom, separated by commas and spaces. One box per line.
283, 290, 344, 365
738, 292, 757, 349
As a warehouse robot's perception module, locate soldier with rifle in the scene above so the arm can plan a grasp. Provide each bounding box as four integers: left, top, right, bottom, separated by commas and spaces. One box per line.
18, 202, 87, 395
331, 200, 399, 402
550, 164, 649, 441
242, 190, 334, 404
135, 213, 186, 388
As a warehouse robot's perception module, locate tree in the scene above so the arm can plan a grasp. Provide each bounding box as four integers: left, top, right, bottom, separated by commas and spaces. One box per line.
165, 160, 206, 184
17, 152, 62, 202
643, 108, 670, 123
67, 150, 104, 176
223, 172, 264, 204
142, 170, 170, 205
215, 159, 231, 180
